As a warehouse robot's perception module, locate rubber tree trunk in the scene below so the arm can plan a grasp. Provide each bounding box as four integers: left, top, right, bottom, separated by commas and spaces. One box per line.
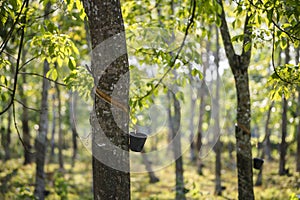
279, 44, 290, 176
82, 0, 130, 199
20, 49, 33, 165
167, 90, 186, 200
3, 109, 12, 161
217, 0, 254, 198
196, 54, 207, 175
69, 91, 78, 167
188, 65, 196, 162
295, 47, 300, 172
255, 102, 273, 186
213, 26, 222, 195
141, 149, 160, 183
56, 84, 64, 170
34, 59, 50, 199
279, 96, 288, 175
50, 93, 56, 162
297, 88, 300, 172
21, 72, 32, 165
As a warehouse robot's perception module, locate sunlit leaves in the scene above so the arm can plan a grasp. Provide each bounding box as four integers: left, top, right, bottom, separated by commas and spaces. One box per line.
267, 64, 300, 101
63, 66, 93, 102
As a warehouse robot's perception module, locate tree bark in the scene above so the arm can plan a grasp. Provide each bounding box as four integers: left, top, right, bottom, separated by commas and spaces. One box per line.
167, 90, 186, 200
279, 44, 290, 176
56, 84, 64, 170
21, 72, 32, 165
297, 88, 300, 172
255, 102, 273, 186
279, 96, 288, 175
50, 93, 56, 162
295, 47, 300, 172
196, 49, 207, 175
82, 0, 130, 199
217, 0, 254, 199
213, 26, 222, 196
69, 91, 78, 167
34, 59, 50, 200
188, 65, 196, 162
2, 108, 12, 161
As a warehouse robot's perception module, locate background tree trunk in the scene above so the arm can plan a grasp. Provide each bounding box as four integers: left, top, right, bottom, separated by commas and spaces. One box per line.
21, 72, 32, 165
196, 55, 207, 175
297, 88, 300, 172
188, 65, 196, 162
34, 59, 50, 199
50, 93, 56, 162
2, 109, 12, 161
295, 47, 300, 172
82, 0, 130, 199
255, 102, 273, 186
167, 90, 186, 200
56, 83, 64, 170
213, 26, 222, 195
69, 91, 78, 167
279, 44, 290, 176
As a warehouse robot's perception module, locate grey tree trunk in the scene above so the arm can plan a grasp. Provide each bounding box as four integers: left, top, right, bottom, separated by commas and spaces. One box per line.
3, 108, 12, 161
196, 53, 207, 175
295, 48, 300, 172
69, 91, 78, 167
167, 91, 186, 200
279, 96, 288, 175
82, 0, 130, 199
188, 65, 196, 162
141, 149, 159, 183
213, 26, 222, 196
255, 102, 273, 186
20, 72, 33, 165
34, 5, 51, 200
217, 0, 254, 199
279, 44, 290, 176
56, 84, 64, 170
50, 93, 56, 161
34, 59, 50, 200
297, 88, 300, 172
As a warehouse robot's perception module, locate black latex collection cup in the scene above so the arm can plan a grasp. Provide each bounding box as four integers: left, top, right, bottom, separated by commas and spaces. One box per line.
129, 132, 147, 152
253, 157, 264, 170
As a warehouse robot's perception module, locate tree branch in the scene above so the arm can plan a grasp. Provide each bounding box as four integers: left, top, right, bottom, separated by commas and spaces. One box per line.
19, 72, 66, 86
0, 0, 27, 56
0, 0, 29, 116
216, 0, 238, 68
241, 12, 252, 66
14, 99, 41, 112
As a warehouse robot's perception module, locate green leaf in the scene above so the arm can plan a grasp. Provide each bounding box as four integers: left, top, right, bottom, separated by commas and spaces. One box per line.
244, 42, 251, 52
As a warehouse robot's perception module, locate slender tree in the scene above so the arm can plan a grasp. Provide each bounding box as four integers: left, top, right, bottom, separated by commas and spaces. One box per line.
34, 3, 51, 198
217, 0, 254, 198
213, 26, 222, 195
167, 90, 186, 200
279, 43, 290, 175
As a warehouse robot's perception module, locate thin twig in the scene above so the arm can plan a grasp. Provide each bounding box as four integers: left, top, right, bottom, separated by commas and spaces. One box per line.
271, 26, 296, 85
12, 103, 35, 154
14, 99, 41, 112
19, 72, 66, 86
19, 56, 39, 70
0, 84, 13, 92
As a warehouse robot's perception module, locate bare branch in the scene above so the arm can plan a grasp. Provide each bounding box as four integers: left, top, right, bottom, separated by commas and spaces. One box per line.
20, 72, 66, 86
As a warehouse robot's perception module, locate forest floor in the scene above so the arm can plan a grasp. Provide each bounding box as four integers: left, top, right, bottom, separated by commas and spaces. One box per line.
1, 141, 300, 200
